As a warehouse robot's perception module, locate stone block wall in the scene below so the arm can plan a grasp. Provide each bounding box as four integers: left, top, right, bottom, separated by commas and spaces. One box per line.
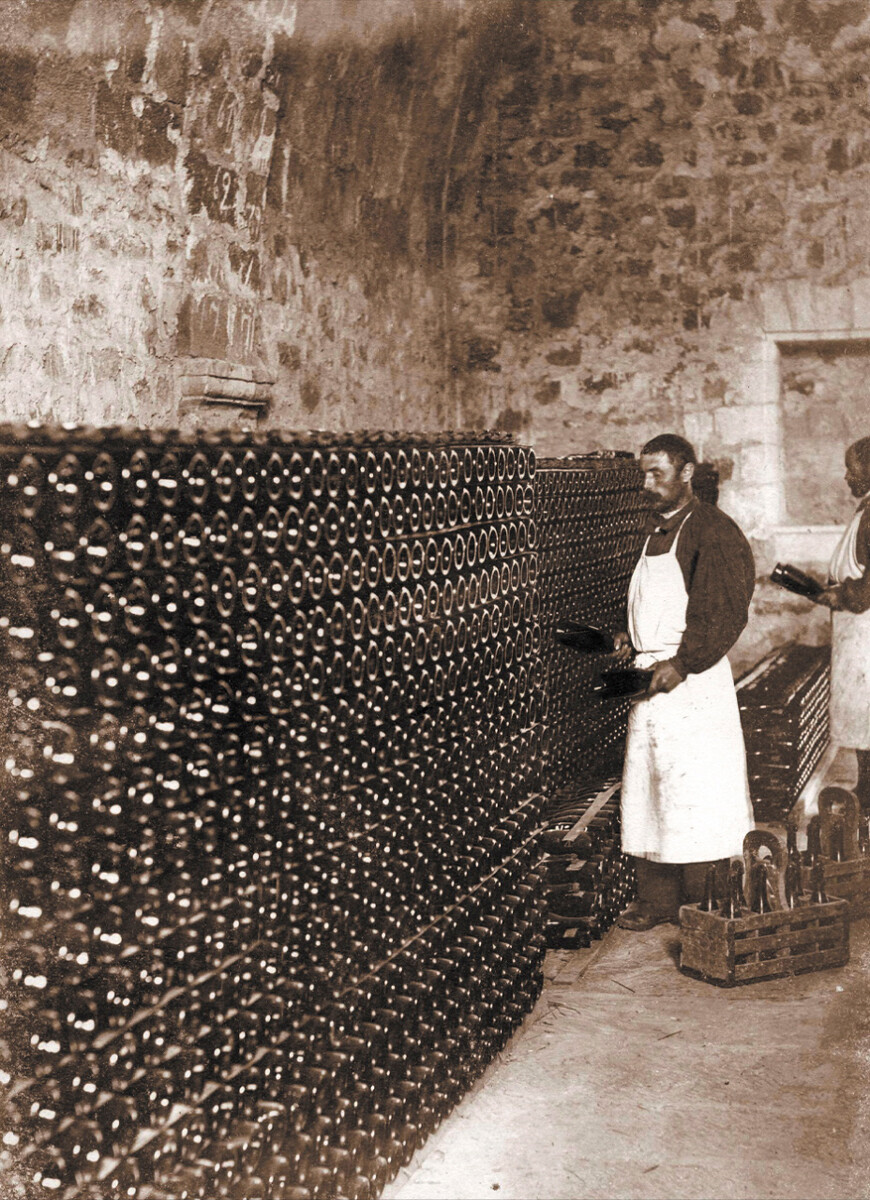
3, 0, 870, 663
0, 0, 483, 432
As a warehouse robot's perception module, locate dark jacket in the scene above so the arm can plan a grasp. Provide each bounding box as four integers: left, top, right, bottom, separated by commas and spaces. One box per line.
639, 496, 755, 677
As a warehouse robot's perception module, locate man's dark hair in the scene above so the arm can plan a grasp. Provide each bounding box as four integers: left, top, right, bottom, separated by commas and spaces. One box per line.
849, 436, 870, 476
641, 433, 698, 471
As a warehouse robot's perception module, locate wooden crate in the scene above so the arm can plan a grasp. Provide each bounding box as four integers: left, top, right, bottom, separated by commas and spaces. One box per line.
679, 899, 849, 987
800, 860, 870, 920
801, 786, 870, 920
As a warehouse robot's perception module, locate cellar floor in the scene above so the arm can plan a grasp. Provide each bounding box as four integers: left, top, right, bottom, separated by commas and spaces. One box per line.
385, 753, 870, 1200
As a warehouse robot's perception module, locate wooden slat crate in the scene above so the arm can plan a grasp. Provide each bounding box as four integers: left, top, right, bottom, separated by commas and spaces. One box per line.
800, 786, 870, 920
679, 899, 849, 986
803, 860, 870, 919
679, 829, 850, 986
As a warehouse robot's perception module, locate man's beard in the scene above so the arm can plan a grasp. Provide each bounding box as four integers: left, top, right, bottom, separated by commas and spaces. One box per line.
645, 493, 672, 511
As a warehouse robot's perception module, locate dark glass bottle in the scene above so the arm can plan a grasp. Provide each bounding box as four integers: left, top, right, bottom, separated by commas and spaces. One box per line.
724, 860, 745, 919
810, 861, 828, 905
751, 861, 772, 914
804, 816, 822, 868
784, 826, 803, 909
699, 864, 719, 913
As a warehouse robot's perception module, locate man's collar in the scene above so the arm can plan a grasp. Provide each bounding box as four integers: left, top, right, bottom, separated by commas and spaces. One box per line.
646, 496, 697, 534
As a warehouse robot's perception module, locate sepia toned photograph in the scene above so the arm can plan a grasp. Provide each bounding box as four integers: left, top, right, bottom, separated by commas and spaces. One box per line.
0, 1, 868, 1198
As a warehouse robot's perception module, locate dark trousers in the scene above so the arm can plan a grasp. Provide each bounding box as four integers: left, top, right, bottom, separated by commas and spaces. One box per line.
856, 750, 870, 812
634, 857, 730, 918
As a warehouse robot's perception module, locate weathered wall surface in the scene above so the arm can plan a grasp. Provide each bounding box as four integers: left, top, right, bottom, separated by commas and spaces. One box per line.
0, 0, 527, 433
780, 343, 870, 525
3, 0, 870, 665
3, 1, 870, 442
436, 0, 870, 533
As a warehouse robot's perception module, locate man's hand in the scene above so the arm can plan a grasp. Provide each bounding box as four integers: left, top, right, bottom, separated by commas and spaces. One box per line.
611, 632, 634, 663
648, 660, 684, 696
815, 586, 844, 611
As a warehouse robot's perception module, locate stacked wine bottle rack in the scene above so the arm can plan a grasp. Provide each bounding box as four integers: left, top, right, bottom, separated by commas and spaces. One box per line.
534, 454, 646, 791
537, 780, 636, 949
736, 643, 831, 823
0, 425, 546, 1200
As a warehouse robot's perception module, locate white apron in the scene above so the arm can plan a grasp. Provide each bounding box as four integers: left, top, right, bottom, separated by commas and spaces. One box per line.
829, 502, 870, 749
621, 514, 754, 863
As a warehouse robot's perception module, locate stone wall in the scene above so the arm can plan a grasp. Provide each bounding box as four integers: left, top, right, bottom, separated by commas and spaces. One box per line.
0, 0, 502, 432
435, 0, 870, 537
3, 0, 870, 664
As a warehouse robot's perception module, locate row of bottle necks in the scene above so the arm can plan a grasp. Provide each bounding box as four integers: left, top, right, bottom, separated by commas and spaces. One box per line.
7, 633, 545, 708
4, 440, 536, 515
7, 509, 541, 593
7, 705, 550, 804
6, 707, 548, 799
535, 522, 644, 555
6, 893, 545, 1110
5, 667, 549, 748
736, 647, 829, 701
3, 532, 540, 618
4, 567, 542, 667
6, 808, 545, 946
743, 687, 830, 732
5, 807, 545, 1002
5, 619, 548, 725
6, 531, 549, 617
743, 726, 831, 766
6, 768, 548, 864
6, 757, 547, 852
743, 726, 830, 763
6, 580, 544, 667
1, 472, 642, 577
12, 668, 551, 749
5, 487, 542, 556
5, 887, 545, 1196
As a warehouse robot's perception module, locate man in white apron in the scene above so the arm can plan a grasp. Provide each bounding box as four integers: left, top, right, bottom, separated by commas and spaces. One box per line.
613, 434, 756, 930
815, 437, 870, 812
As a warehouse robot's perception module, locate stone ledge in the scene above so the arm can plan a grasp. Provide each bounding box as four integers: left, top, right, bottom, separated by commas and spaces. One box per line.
760, 278, 870, 338
176, 357, 275, 409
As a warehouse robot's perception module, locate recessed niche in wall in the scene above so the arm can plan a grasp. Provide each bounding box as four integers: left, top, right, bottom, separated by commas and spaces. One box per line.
780, 340, 870, 526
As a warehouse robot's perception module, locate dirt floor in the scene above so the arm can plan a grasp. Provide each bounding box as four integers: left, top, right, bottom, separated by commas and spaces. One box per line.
385, 752, 870, 1200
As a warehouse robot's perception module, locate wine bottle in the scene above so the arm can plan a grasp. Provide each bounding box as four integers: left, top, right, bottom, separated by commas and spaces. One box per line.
699, 864, 718, 912
751, 861, 772, 914
810, 861, 828, 905
784, 826, 802, 909
724, 860, 745, 919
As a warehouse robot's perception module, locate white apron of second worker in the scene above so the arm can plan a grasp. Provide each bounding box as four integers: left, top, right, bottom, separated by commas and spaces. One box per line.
620, 514, 755, 864
829, 504, 870, 750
